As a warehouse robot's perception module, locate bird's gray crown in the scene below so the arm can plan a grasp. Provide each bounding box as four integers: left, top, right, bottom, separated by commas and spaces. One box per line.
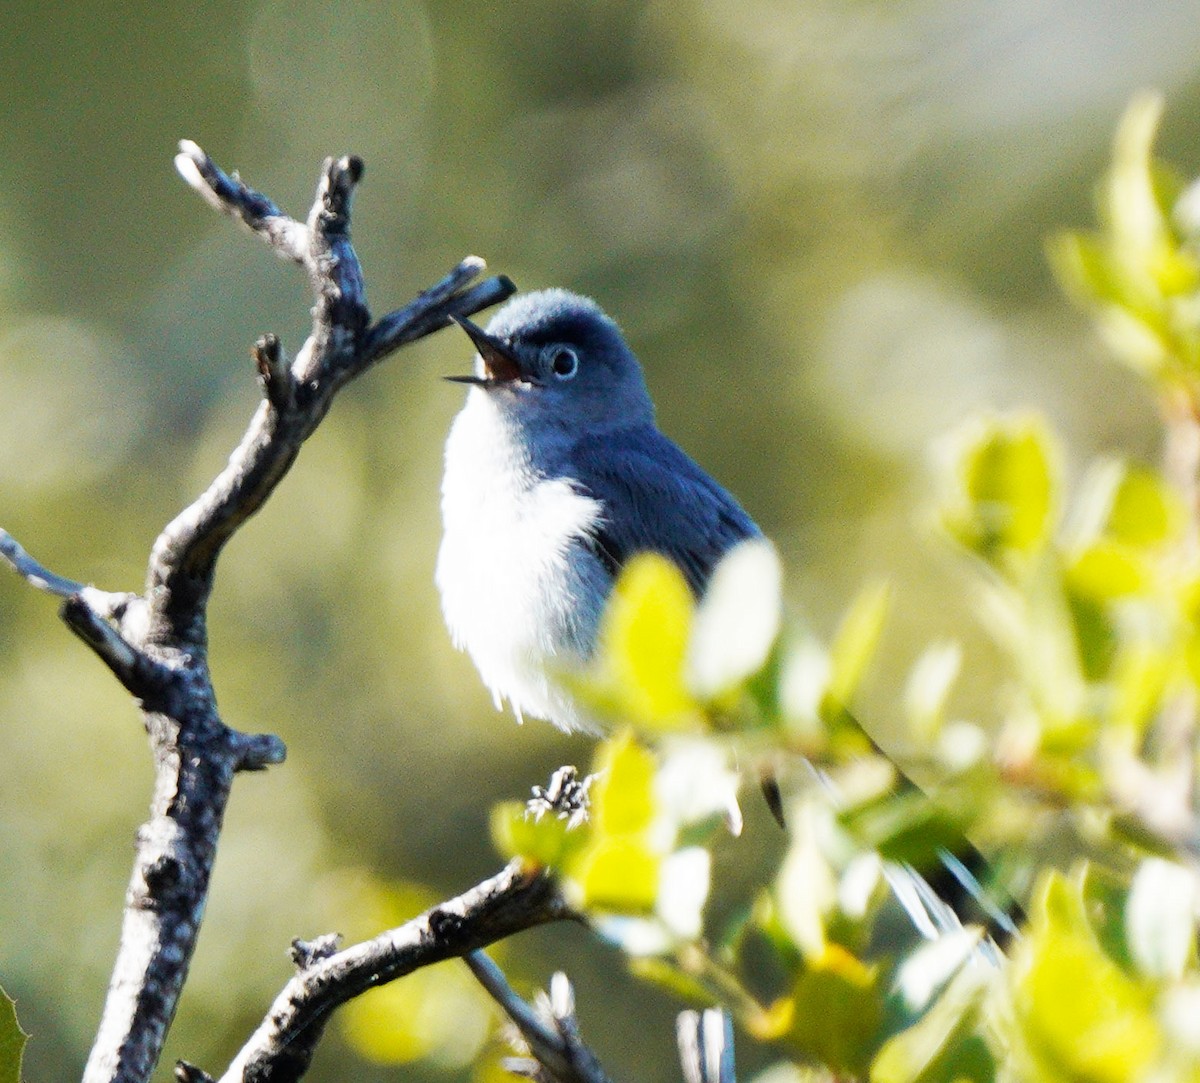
484, 289, 630, 363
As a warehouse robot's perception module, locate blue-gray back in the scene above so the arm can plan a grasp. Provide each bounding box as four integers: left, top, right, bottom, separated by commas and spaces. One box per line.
566, 424, 760, 595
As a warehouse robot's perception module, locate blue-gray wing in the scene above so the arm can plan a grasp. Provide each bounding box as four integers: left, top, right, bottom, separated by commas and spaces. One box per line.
567, 425, 761, 595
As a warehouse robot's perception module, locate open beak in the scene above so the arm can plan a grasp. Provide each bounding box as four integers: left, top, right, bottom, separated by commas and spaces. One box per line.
445, 315, 523, 385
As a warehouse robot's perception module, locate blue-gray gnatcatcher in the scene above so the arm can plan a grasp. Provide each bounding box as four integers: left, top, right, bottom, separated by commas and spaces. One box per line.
437, 288, 761, 732
437, 289, 1020, 947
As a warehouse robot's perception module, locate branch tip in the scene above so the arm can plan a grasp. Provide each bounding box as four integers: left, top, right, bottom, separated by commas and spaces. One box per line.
233, 731, 287, 772
290, 933, 342, 971
467, 953, 613, 1083
175, 1059, 215, 1083
176, 140, 305, 262
317, 154, 364, 220
252, 334, 293, 408
0, 527, 88, 597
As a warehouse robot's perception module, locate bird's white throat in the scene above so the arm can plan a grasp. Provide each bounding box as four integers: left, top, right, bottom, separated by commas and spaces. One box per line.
436, 390, 607, 731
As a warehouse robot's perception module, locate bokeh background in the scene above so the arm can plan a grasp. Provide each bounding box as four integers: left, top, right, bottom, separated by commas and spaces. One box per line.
2, 1, 1200, 1080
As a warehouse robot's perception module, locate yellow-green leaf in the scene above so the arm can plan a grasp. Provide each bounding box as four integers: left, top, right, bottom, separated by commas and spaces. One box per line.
490, 800, 585, 868
1065, 542, 1146, 600
629, 956, 722, 1006
827, 580, 890, 708
940, 415, 1057, 564
789, 946, 883, 1076
1050, 94, 1200, 387
1106, 464, 1183, 548
590, 731, 657, 836
1009, 871, 1160, 1083
594, 553, 698, 728
1104, 91, 1169, 267
1110, 643, 1169, 738
574, 835, 660, 913
1048, 230, 1121, 308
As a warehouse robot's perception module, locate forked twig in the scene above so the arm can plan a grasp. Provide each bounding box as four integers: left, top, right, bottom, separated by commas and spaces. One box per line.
1, 142, 515, 1083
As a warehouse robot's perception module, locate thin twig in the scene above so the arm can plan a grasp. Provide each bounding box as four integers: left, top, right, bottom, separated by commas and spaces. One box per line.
0, 528, 88, 596
174, 140, 307, 262
466, 952, 614, 1083
0, 529, 135, 620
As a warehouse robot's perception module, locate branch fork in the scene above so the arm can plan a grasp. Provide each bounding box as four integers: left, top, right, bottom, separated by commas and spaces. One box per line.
1, 141, 515, 1083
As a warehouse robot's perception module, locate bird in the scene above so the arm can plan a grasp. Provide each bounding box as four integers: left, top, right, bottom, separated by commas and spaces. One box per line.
436, 288, 760, 734
436, 287, 1021, 949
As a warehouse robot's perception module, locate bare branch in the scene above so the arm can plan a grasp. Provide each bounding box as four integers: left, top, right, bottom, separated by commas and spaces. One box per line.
0, 528, 88, 596
174, 140, 307, 262
466, 953, 614, 1083
252, 333, 294, 411
362, 259, 516, 366
147, 143, 515, 637
4, 140, 517, 1083
59, 596, 172, 700
218, 862, 569, 1083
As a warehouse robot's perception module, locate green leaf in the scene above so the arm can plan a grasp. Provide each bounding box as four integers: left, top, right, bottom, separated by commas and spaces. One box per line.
1104, 92, 1171, 268
489, 800, 586, 868
590, 731, 657, 836
687, 538, 783, 700
591, 553, 699, 729
940, 415, 1056, 565
1009, 871, 1160, 1083
789, 946, 884, 1076
1050, 93, 1200, 384
1065, 542, 1146, 601
628, 956, 720, 1006
1047, 230, 1122, 308
1109, 643, 1170, 738
1064, 590, 1118, 682
827, 580, 890, 709
574, 835, 660, 913
564, 733, 663, 914
1104, 464, 1183, 548
0, 987, 27, 1083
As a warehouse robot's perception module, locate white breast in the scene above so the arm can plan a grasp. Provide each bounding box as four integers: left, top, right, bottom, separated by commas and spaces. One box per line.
436, 392, 607, 732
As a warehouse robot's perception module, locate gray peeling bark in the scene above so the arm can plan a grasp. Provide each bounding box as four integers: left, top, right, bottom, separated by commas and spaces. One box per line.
0, 143, 516, 1083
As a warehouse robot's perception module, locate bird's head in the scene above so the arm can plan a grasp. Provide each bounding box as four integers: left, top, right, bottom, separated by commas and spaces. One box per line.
447, 289, 654, 433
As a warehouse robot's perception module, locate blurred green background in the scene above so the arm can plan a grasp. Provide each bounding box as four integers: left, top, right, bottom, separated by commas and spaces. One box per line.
2, 1, 1200, 1080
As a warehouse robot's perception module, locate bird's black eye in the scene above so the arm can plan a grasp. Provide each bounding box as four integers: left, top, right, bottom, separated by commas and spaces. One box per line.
549, 347, 579, 380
